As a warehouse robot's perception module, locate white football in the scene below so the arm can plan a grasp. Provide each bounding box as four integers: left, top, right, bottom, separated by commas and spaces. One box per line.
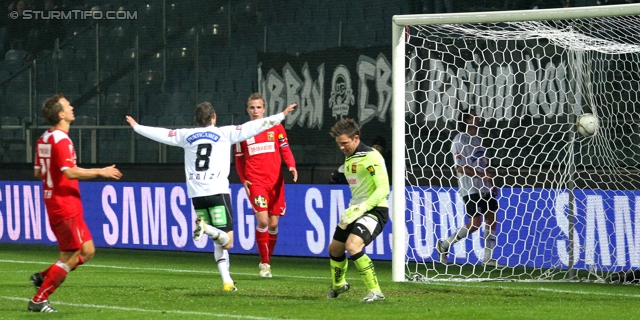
576, 113, 599, 137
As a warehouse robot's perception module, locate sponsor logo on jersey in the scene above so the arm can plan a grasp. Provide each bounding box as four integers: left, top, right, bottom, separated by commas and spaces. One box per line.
254, 195, 268, 208
247, 137, 255, 145
186, 131, 220, 144
352, 162, 357, 173
267, 132, 275, 141
471, 149, 485, 163
366, 165, 375, 176
168, 130, 176, 137
236, 125, 242, 130
278, 133, 285, 142
248, 142, 275, 155
38, 144, 51, 158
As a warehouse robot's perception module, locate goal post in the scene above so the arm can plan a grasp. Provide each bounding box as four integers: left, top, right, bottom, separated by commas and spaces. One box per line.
391, 3, 640, 282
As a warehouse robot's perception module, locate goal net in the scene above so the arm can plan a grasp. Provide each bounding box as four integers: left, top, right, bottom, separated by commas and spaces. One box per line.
390, 4, 640, 282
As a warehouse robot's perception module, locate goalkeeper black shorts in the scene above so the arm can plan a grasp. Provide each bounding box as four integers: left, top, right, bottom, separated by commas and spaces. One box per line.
463, 193, 498, 217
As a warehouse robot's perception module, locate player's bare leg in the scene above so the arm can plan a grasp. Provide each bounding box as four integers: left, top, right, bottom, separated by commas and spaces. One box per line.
73, 240, 94, 270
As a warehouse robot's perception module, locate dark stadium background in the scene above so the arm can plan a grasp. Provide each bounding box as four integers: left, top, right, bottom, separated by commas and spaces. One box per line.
0, 0, 623, 184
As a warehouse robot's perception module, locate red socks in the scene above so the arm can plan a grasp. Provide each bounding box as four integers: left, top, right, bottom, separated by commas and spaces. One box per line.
33, 261, 69, 303
256, 228, 270, 264
41, 265, 53, 278
71, 255, 85, 271
268, 231, 278, 260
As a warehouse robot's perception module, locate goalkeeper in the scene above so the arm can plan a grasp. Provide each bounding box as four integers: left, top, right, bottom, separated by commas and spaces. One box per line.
326, 118, 390, 302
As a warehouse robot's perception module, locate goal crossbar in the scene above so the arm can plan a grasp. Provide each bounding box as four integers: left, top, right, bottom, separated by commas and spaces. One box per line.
393, 3, 640, 26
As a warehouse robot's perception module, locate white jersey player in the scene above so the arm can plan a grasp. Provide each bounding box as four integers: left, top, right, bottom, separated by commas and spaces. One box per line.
126, 101, 297, 291
451, 128, 492, 198
436, 109, 501, 267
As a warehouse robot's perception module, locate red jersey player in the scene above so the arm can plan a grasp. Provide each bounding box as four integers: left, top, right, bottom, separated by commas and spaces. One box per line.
235, 92, 297, 278
29, 95, 122, 312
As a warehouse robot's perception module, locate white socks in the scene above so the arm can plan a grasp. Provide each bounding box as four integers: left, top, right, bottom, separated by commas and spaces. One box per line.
444, 226, 469, 250
205, 225, 230, 246
484, 228, 496, 261
214, 244, 233, 284
442, 226, 497, 261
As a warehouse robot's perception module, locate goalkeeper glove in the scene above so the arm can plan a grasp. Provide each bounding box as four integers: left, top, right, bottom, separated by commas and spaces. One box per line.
338, 204, 367, 229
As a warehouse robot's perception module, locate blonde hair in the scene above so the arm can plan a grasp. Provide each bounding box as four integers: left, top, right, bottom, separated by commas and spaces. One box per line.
246, 92, 265, 107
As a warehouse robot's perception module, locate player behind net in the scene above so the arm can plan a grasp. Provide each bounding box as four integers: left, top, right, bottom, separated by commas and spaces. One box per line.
436, 109, 501, 267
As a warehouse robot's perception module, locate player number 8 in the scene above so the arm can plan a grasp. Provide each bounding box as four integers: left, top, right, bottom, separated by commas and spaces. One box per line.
195, 144, 212, 171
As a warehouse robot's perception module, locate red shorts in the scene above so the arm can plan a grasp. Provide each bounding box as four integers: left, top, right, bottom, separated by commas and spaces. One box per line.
50, 215, 93, 252
249, 179, 286, 215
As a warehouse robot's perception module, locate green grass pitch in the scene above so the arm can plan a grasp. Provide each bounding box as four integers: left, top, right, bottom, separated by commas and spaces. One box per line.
0, 243, 639, 319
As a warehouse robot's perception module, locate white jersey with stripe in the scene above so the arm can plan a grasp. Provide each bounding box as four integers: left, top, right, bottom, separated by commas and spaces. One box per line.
451, 132, 492, 197
133, 113, 285, 198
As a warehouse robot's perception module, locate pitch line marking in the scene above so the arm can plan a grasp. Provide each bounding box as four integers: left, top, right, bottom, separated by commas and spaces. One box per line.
3, 259, 640, 299
422, 281, 640, 299
0, 258, 328, 279
0, 295, 293, 319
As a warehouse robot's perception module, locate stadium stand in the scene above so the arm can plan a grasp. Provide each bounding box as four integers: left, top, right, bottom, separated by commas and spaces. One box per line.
1, 0, 548, 168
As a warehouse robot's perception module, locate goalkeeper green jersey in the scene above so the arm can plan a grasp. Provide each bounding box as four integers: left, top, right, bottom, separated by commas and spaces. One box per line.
343, 143, 390, 211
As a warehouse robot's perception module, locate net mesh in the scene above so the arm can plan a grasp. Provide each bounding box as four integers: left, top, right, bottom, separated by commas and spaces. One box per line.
403, 14, 640, 282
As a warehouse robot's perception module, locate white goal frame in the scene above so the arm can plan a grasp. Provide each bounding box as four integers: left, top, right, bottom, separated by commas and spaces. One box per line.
391, 3, 640, 282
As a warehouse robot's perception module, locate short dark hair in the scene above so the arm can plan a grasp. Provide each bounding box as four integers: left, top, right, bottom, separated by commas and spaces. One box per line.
330, 118, 360, 139
457, 109, 476, 132
246, 92, 265, 107
194, 102, 215, 127
42, 94, 65, 126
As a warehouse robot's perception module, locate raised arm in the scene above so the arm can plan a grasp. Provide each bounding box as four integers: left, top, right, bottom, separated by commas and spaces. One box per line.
226, 103, 297, 145
126, 115, 183, 147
